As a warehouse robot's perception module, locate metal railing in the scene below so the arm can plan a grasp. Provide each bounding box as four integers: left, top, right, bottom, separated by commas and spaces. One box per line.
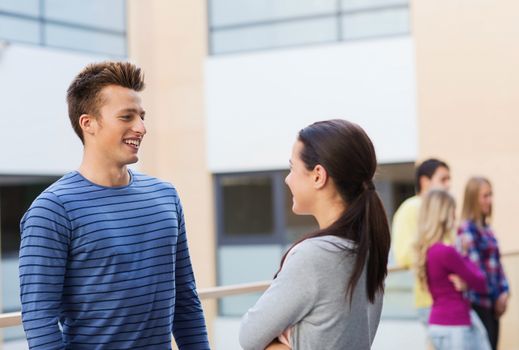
1, 250, 516, 329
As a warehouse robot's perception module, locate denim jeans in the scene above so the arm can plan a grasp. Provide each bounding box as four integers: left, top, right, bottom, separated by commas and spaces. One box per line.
428, 322, 491, 350
416, 307, 431, 327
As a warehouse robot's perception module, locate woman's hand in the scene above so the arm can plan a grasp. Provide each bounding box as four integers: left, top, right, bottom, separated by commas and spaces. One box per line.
495, 292, 509, 318
448, 274, 467, 292
265, 340, 291, 350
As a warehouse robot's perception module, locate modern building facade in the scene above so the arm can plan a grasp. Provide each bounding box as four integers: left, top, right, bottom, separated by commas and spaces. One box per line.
129, 1, 519, 349
1, 0, 518, 349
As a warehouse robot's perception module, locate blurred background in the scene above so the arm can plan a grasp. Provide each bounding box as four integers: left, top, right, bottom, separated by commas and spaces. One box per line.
0, 0, 518, 349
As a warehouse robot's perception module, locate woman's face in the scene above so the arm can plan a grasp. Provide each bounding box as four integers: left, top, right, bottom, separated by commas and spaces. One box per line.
478, 181, 493, 216
285, 141, 315, 215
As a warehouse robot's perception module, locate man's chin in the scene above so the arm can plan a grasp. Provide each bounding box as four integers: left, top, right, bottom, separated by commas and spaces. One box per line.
124, 156, 139, 165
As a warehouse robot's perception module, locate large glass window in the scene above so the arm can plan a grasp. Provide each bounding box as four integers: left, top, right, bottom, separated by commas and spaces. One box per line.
0, 0, 126, 56
212, 18, 337, 54
210, 0, 336, 26
0, 15, 39, 44
215, 163, 418, 319
44, 24, 126, 56
0, 176, 59, 344
44, 0, 125, 32
215, 170, 319, 316
0, 0, 39, 17
221, 176, 274, 236
208, 0, 409, 54
341, 7, 409, 40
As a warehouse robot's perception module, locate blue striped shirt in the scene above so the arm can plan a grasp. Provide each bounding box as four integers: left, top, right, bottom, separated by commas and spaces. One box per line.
19, 170, 210, 350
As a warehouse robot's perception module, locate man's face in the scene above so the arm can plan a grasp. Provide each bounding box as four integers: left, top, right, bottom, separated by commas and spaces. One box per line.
428, 166, 451, 192
88, 85, 146, 167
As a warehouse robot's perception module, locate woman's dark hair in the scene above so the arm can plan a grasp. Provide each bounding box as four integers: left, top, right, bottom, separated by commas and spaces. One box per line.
278, 119, 390, 303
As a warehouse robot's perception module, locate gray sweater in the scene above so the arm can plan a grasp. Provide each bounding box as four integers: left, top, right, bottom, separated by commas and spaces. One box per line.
239, 235, 383, 350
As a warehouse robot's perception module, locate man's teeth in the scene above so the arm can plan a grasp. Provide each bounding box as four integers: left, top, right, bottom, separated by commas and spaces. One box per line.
124, 140, 140, 147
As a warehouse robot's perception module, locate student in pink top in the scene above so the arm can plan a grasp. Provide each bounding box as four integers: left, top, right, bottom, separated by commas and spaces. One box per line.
415, 190, 490, 350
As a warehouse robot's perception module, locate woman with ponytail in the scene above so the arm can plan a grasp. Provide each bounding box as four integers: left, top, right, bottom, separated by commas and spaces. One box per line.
239, 119, 391, 350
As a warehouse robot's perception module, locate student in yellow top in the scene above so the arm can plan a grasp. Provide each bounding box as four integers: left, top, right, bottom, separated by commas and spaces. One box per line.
392, 158, 451, 324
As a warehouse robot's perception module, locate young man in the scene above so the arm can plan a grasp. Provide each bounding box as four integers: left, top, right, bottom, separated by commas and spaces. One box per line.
19, 62, 210, 349
392, 158, 451, 324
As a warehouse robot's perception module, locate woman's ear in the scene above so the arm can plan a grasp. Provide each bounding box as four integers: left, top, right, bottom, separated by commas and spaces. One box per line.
313, 164, 328, 189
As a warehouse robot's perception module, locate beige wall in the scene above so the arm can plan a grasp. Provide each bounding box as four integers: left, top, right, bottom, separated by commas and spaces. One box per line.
127, 0, 216, 346
501, 255, 519, 349
413, 0, 519, 251
412, 1, 519, 348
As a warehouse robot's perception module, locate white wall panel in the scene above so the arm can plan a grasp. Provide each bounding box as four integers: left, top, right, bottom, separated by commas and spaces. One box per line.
0, 44, 110, 175
206, 37, 417, 172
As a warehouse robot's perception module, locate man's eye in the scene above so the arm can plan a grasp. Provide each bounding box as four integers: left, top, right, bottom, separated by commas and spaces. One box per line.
120, 115, 131, 120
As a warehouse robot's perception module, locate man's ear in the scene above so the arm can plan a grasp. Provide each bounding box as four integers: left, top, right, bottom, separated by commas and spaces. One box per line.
419, 175, 430, 194
313, 164, 328, 189
79, 114, 96, 137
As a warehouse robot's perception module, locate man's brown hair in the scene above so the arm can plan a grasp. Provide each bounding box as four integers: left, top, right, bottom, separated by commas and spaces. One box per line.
66, 61, 145, 143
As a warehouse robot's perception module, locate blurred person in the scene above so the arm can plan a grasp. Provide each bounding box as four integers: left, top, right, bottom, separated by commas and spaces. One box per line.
19, 62, 210, 349
415, 190, 490, 350
392, 158, 451, 325
239, 119, 391, 350
458, 177, 510, 350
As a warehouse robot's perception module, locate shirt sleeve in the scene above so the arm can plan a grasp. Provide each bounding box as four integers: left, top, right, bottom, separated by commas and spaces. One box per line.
19, 192, 70, 350
457, 225, 482, 270
239, 243, 320, 350
443, 246, 487, 293
392, 201, 417, 268
172, 195, 210, 350
496, 248, 510, 295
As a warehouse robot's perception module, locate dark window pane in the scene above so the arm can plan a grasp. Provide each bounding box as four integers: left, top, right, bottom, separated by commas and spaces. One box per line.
222, 176, 274, 235
0, 185, 46, 258
1, 183, 51, 342
392, 182, 415, 210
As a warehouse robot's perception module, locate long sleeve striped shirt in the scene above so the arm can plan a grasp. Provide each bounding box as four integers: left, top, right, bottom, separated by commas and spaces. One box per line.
19, 170, 210, 350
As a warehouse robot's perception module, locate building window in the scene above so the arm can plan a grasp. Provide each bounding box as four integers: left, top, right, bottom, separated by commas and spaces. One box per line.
215, 170, 319, 316
221, 175, 274, 236
0, 0, 126, 56
208, 0, 409, 55
214, 163, 417, 317
0, 176, 59, 342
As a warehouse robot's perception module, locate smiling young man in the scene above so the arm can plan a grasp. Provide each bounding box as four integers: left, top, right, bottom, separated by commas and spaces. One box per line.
19, 62, 210, 349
